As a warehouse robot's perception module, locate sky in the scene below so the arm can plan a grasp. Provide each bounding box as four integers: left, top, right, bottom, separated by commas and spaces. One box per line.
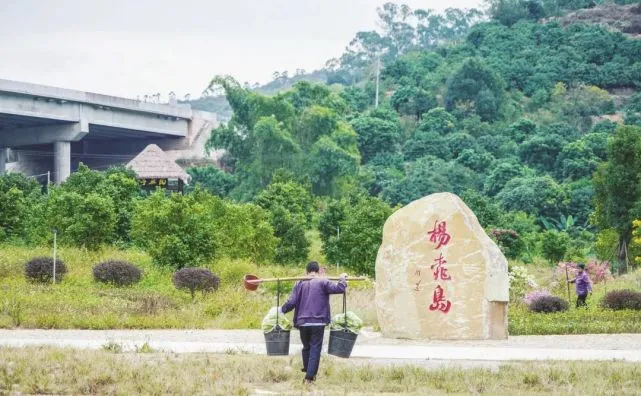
1, 0, 482, 100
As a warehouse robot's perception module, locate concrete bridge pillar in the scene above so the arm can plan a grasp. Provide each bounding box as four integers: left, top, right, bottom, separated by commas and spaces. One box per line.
54, 141, 71, 184
0, 148, 6, 174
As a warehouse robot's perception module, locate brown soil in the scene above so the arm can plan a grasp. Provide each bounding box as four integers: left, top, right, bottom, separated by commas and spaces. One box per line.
545, 4, 641, 36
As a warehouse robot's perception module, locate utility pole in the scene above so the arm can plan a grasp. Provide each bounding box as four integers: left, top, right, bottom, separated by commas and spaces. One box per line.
375, 56, 381, 108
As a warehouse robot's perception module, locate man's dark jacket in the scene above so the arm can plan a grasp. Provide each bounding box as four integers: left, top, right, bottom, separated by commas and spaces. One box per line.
281, 277, 346, 327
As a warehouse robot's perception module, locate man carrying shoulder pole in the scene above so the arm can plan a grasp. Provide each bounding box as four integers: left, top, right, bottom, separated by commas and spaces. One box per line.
280, 261, 347, 385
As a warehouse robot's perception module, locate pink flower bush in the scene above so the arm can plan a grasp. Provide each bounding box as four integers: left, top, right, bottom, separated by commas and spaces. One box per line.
554, 260, 612, 284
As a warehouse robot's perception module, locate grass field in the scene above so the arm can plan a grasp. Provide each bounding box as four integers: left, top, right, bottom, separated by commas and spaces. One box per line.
2, 243, 641, 334
0, 243, 375, 330
1, 347, 641, 395
508, 265, 641, 335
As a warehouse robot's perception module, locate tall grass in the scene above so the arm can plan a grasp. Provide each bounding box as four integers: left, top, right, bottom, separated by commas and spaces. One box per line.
0, 245, 375, 330
1, 347, 641, 395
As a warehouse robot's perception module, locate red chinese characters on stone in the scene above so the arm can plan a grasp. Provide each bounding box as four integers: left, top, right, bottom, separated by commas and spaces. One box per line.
430, 253, 451, 281
428, 285, 451, 314
426, 220, 453, 314
427, 220, 451, 249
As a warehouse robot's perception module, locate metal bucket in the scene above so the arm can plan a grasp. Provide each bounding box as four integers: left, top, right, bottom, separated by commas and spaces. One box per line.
328, 329, 358, 358
264, 327, 290, 356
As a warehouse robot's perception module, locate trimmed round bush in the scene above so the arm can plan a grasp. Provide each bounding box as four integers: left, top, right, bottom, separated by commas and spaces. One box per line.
528, 295, 569, 313
93, 260, 142, 286
24, 257, 67, 283
172, 268, 220, 299
601, 290, 641, 311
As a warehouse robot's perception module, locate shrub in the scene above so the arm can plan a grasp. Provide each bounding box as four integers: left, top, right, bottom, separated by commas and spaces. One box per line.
601, 290, 641, 311
132, 191, 221, 269
322, 196, 393, 276
132, 189, 276, 269
541, 230, 570, 264
93, 260, 142, 286
269, 205, 310, 265
586, 260, 613, 283
528, 295, 569, 313
45, 188, 117, 250
172, 268, 220, 299
216, 258, 257, 286
508, 265, 536, 303
490, 229, 524, 259
0, 173, 42, 243
522, 289, 552, 306
255, 180, 314, 227
24, 257, 67, 283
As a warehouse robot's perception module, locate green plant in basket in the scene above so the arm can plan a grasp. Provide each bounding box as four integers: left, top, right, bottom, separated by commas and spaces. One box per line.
330, 311, 363, 334
261, 307, 292, 333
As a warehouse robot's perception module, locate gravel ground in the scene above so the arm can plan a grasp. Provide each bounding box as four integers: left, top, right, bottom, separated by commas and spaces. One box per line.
2, 329, 641, 350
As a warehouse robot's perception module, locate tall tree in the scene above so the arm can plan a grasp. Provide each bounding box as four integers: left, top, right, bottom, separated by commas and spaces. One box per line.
445, 58, 505, 121
376, 3, 416, 58
593, 125, 641, 269
350, 115, 402, 163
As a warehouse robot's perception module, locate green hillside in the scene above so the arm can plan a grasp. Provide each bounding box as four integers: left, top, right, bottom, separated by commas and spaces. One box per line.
3, 2, 641, 333
198, 1, 641, 272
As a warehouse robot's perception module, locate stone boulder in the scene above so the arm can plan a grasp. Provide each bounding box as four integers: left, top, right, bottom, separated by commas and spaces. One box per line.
375, 192, 509, 340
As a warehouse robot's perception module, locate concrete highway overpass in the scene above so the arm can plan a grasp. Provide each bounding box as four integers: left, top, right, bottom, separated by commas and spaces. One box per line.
0, 79, 217, 183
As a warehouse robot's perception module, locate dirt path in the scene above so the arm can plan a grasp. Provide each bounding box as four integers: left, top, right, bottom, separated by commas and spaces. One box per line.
1, 329, 640, 362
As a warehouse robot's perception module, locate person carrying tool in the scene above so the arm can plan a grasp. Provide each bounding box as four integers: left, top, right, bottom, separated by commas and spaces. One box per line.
280, 261, 347, 385
568, 263, 592, 308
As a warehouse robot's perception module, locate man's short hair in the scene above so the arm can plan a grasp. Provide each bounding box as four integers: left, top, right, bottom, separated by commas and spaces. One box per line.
578, 263, 586, 270
306, 261, 320, 274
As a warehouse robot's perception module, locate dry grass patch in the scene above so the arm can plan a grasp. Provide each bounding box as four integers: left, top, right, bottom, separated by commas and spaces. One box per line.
1, 347, 641, 395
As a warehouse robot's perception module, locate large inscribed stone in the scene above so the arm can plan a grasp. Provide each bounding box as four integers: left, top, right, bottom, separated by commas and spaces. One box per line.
375, 192, 509, 340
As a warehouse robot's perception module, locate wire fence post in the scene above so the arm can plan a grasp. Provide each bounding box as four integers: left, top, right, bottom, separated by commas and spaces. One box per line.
53, 229, 57, 285
336, 226, 340, 273
565, 263, 571, 305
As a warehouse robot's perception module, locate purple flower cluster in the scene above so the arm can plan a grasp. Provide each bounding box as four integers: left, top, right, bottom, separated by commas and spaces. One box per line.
522, 289, 552, 306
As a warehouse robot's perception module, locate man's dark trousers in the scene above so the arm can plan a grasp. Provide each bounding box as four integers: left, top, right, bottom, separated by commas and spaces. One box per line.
576, 293, 588, 308
299, 325, 325, 381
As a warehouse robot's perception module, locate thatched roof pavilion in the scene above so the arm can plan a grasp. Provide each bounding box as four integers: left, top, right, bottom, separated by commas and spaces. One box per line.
127, 144, 189, 192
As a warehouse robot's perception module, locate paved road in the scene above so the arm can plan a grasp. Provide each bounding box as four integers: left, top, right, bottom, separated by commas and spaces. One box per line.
1, 329, 640, 362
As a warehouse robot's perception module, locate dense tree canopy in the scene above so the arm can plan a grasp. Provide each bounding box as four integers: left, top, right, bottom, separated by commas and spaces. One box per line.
186, 2, 641, 269
5, 1, 641, 273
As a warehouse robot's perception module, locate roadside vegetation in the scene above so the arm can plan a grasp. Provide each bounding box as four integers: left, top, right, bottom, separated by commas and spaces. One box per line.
509, 275, 641, 335
0, 244, 374, 330
1, 244, 640, 334
1, 347, 641, 395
